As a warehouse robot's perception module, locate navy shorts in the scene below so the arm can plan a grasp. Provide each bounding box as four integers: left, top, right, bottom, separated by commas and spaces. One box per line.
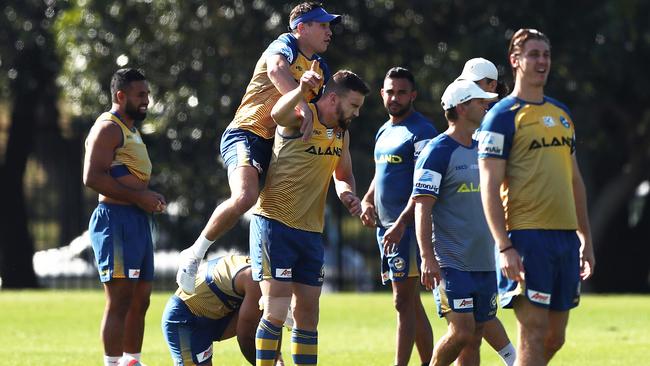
249, 215, 324, 287
89, 203, 154, 282
376, 226, 420, 284
498, 229, 581, 311
220, 127, 273, 181
161, 295, 234, 365
434, 267, 497, 323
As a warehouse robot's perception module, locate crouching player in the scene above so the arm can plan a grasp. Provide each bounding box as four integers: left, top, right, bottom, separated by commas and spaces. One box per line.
162, 254, 283, 365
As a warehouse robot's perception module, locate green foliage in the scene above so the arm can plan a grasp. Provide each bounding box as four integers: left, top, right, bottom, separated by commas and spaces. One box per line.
0, 291, 648, 364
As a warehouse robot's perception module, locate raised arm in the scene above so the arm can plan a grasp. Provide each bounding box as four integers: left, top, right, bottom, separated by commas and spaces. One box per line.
267, 54, 317, 140
271, 60, 322, 133
478, 157, 524, 281
333, 131, 362, 216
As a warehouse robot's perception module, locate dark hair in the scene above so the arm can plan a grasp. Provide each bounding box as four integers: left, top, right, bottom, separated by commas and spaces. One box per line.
443, 100, 472, 122
289, 2, 323, 26
495, 80, 510, 99
323, 70, 370, 97
508, 28, 550, 57
384, 66, 416, 90
110, 68, 146, 103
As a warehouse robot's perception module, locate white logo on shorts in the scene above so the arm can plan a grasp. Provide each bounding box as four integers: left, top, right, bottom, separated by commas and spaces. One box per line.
527, 289, 551, 305
453, 298, 474, 309
196, 344, 213, 363
128, 269, 141, 279
276, 268, 292, 278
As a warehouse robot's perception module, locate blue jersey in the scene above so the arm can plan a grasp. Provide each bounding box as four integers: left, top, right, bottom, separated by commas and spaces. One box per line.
412, 134, 495, 271
373, 111, 437, 227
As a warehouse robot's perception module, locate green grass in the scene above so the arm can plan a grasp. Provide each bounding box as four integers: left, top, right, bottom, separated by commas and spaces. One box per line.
0, 291, 647, 365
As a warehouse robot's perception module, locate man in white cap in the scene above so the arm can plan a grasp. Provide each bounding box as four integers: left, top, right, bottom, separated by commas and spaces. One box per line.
412, 80, 499, 366
458, 57, 518, 366
176, 2, 341, 295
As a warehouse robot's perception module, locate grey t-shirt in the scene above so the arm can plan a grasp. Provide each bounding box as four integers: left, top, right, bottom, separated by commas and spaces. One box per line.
412, 134, 495, 271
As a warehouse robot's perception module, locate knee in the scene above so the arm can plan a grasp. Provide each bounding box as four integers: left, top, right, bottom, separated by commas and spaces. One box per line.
449, 327, 475, 347
131, 294, 151, 315
293, 303, 319, 329
230, 190, 258, 214
545, 333, 565, 354
393, 292, 415, 314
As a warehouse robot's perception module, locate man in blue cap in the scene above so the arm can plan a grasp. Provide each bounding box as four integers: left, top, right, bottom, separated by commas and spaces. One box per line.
176, 2, 341, 295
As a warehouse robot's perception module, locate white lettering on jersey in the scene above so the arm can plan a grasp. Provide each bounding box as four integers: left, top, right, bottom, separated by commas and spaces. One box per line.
477, 131, 505, 156
414, 169, 442, 194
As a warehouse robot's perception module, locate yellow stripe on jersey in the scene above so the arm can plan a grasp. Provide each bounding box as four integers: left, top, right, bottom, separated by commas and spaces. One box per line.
504, 101, 577, 230
93, 112, 152, 182
255, 104, 343, 232
176, 255, 250, 319
228, 35, 325, 140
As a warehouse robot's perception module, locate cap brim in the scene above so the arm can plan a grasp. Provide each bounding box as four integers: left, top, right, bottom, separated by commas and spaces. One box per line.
314, 14, 341, 24
456, 72, 482, 82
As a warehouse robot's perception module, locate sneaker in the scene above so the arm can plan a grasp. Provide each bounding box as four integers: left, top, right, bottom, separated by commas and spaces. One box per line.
176, 248, 201, 294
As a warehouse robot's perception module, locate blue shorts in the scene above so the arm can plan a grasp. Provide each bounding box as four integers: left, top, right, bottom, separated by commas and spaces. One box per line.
377, 226, 420, 284
498, 229, 581, 311
220, 127, 273, 180
161, 295, 234, 365
434, 267, 497, 323
89, 203, 154, 282
249, 215, 324, 287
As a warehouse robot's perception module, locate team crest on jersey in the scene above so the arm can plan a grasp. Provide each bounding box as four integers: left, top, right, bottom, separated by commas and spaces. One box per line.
326, 129, 334, 139
560, 116, 571, 128
543, 116, 556, 127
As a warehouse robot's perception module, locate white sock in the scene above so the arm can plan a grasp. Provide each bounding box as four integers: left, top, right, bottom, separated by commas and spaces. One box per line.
498, 342, 517, 366
190, 235, 215, 258
122, 352, 141, 361
104, 355, 121, 366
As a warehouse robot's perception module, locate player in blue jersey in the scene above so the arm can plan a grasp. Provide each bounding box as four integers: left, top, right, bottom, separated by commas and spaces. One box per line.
457, 57, 517, 366
360, 67, 436, 366
413, 79, 498, 366
84, 69, 166, 366
477, 29, 596, 365
176, 2, 341, 294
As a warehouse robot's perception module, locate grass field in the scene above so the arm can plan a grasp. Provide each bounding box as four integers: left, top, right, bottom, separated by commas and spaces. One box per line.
0, 291, 648, 365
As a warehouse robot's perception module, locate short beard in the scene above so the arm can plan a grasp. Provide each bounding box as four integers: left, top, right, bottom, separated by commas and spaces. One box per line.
336, 104, 350, 130
386, 101, 412, 118
125, 101, 147, 121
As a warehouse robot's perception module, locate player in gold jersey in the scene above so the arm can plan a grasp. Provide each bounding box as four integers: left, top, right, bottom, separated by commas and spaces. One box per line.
84, 68, 166, 366
177, 2, 341, 295
162, 255, 285, 365
478, 29, 596, 365
250, 64, 369, 366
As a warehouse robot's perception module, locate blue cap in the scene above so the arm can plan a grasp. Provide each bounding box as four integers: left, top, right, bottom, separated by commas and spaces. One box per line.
289, 7, 341, 30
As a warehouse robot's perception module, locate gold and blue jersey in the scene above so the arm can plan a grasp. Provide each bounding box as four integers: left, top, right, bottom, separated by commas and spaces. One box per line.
228, 33, 330, 139
373, 111, 438, 227
176, 255, 250, 320
90, 111, 152, 182
477, 96, 578, 231
254, 104, 343, 233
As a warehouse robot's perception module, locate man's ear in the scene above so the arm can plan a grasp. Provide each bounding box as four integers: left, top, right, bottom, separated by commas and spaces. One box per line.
509, 53, 519, 69
115, 89, 126, 104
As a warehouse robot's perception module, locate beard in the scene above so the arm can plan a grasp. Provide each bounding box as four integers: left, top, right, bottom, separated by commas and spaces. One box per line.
124, 100, 147, 121
336, 104, 352, 130
385, 100, 412, 118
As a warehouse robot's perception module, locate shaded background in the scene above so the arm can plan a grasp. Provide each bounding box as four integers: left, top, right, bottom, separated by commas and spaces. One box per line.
1, 0, 648, 292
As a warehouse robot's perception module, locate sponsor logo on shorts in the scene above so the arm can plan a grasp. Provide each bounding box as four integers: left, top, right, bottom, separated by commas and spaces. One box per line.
382, 271, 390, 282
527, 289, 551, 305
196, 344, 213, 363
318, 265, 325, 282
477, 131, 505, 156
128, 269, 140, 279
413, 169, 441, 194
390, 256, 406, 271
392, 272, 405, 278
276, 268, 292, 279
453, 298, 474, 310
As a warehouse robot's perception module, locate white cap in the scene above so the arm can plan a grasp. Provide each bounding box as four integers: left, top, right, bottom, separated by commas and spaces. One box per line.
441, 79, 498, 110
457, 57, 498, 81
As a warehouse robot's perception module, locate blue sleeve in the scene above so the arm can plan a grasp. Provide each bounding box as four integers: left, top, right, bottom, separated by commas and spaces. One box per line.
263, 34, 296, 64
412, 140, 450, 198
477, 107, 516, 160
413, 122, 438, 159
